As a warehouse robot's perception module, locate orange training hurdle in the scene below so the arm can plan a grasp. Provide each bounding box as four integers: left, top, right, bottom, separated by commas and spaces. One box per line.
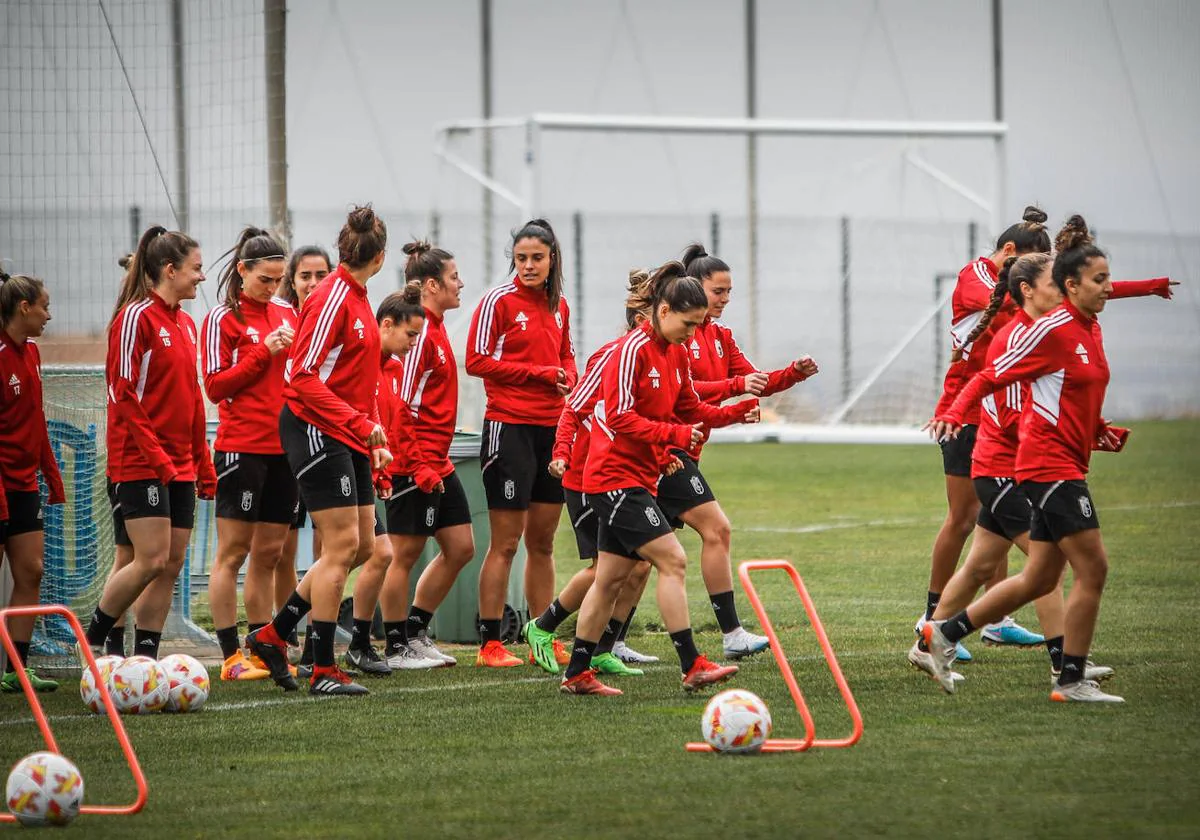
687, 559, 863, 753
0, 604, 148, 821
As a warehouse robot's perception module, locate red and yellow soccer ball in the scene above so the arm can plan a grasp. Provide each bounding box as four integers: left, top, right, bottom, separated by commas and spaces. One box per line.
158, 653, 210, 713
107, 655, 169, 714
701, 689, 773, 754
79, 654, 124, 714
5, 751, 84, 827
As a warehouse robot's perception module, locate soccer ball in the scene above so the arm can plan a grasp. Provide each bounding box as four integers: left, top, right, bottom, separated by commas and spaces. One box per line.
79, 655, 124, 714
107, 656, 169, 714
5, 751, 84, 827
158, 653, 210, 713
700, 689, 773, 754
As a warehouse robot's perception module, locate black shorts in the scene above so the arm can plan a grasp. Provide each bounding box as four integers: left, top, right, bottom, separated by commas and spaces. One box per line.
480, 420, 563, 510
939, 423, 978, 477
587, 487, 673, 560
3, 490, 43, 537
290, 499, 307, 531
973, 477, 1032, 541
656, 451, 717, 530
385, 471, 472, 537
214, 451, 299, 525
374, 507, 385, 537
563, 488, 598, 561
279, 405, 374, 512
108, 479, 197, 547
1024, 479, 1099, 543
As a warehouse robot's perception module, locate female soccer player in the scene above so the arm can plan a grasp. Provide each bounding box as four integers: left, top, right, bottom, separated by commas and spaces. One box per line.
83, 227, 216, 660
247, 205, 391, 696
0, 272, 65, 692
659, 244, 818, 659
560, 262, 761, 696
924, 216, 1140, 702
371, 241, 475, 670
922, 206, 1053, 661
201, 227, 299, 682
467, 219, 576, 667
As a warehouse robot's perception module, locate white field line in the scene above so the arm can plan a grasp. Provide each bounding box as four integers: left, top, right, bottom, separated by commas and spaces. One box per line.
739, 499, 1199, 535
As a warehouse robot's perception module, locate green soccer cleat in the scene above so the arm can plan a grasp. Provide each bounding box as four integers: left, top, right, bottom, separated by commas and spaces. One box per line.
523, 620, 559, 675
1, 668, 59, 693
590, 652, 644, 677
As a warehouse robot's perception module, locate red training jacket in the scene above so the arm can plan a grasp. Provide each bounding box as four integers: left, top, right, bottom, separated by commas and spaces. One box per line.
583, 322, 757, 495
377, 354, 440, 493
283, 266, 381, 456
466, 278, 577, 427
201, 294, 297, 455
106, 292, 214, 485
399, 307, 458, 479
554, 337, 623, 493
0, 332, 64, 501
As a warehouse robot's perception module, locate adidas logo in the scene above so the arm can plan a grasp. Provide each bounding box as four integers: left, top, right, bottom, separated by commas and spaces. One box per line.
1075, 342, 1090, 364
139, 638, 155, 647
247, 326, 259, 335
648, 367, 660, 378
387, 629, 402, 636
287, 605, 300, 614
7, 374, 18, 386
159, 327, 170, 338
353, 318, 364, 330
515, 312, 528, 323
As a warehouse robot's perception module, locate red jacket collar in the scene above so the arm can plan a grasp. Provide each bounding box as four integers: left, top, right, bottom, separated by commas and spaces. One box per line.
638, 320, 671, 351
1063, 299, 1095, 325
239, 293, 268, 314
331, 264, 368, 297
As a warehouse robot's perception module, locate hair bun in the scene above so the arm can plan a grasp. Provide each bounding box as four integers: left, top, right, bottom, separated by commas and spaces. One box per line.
1054, 214, 1093, 254
402, 240, 432, 258
402, 278, 423, 305
1022, 205, 1049, 225
347, 205, 377, 234
118, 254, 133, 269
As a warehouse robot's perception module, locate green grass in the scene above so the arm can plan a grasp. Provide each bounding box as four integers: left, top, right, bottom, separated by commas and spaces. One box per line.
4, 420, 1199, 839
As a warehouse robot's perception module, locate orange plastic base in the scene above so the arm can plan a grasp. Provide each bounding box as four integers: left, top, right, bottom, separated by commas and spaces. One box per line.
0, 604, 148, 820
687, 560, 864, 753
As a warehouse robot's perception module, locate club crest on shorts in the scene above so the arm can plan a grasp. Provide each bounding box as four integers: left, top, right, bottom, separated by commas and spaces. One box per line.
690, 475, 705, 495
241, 490, 253, 512
340, 475, 352, 497
503, 479, 515, 500
1078, 495, 1093, 518
147, 485, 160, 506
644, 506, 661, 527
425, 506, 436, 528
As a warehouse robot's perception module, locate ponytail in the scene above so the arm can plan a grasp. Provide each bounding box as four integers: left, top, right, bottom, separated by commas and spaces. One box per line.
679, 243, 729, 282
994, 205, 1051, 255
110, 225, 198, 326
624, 268, 653, 329
0, 271, 46, 329
510, 218, 563, 312
215, 226, 286, 321
645, 261, 707, 326
402, 239, 455, 287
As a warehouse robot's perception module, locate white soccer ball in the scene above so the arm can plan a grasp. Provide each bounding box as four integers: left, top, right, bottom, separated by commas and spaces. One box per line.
700, 689, 773, 754
5, 751, 84, 827
107, 656, 169, 714
158, 653, 210, 713
79, 655, 124, 714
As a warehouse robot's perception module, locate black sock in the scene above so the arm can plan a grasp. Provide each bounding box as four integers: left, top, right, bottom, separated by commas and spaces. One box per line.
710, 590, 741, 634
299, 629, 314, 666
1058, 654, 1087, 686
287, 628, 300, 647
595, 618, 622, 656
244, 622, 266, 650
478, 618, 501, 645
134, 627, 162, 659
925, 591, 941, 622
106, 626, 126, 657
564, 637, 597, 679
5, 640, 30, 672
216, 626, 241, 660
270, 592, 311, 640
617, 608, 636, 643
535, 599, 571, 634
384, 621, 407, 654
1045, 636, 1065, 672
670, 628, 700, 674
940, 611, 975, 644
310, 620, 336, 668
405, 606, 433, 642
85, 607, 118, 647
350, 618, 373, 652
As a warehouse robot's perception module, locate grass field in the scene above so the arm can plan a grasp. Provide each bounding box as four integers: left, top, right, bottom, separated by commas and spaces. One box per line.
3, 420, 1199, 839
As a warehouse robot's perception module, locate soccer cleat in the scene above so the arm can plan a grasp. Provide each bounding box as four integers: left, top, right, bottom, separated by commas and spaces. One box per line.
220, 651, 270, 682
613, 641, 659, 664
916, 615, 972, 663
559, 669, 623, 696
1051, 660, 1115, 685
296, 663, 313, 680
552, 639, 570, 666
245, 627, 299, 691
1050, 679, 1124, 703
0, 668, 59, 693
722, 626, 771, 660
907, 641, 966, 686
590, 652, 644, 677
383, 644, 440, 671
343, 645, 393, 676
309, 666, 369, 696
523, 620, 559, 674
682, 656, 739, 692
408, 634, 456, 667
920, 621, 959, 694
475, 640, 523, 668
248, 652, 298, 679
982, 616, 1045, 647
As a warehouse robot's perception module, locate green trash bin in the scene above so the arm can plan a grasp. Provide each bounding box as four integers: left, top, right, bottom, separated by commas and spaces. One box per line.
400, 431, 527, 643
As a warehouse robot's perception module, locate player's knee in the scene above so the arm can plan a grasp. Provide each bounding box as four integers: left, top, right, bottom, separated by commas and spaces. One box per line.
1077, 554, 1109, 593
702, 515, 732, 548
489, 536, 520, 563
627, 561, 651, 587
656, 549, 688, 580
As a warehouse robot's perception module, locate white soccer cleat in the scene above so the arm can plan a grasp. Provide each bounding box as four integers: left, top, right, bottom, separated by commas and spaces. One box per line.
920, 621, 959, 694
612, 641, 659, 664
408, 634, 456, 667
384, 644, 441, 671
1050, 679, 1124, 703
1051, 660, 1114, 685
723, 626, 771, 660
907, 641, 966, 686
